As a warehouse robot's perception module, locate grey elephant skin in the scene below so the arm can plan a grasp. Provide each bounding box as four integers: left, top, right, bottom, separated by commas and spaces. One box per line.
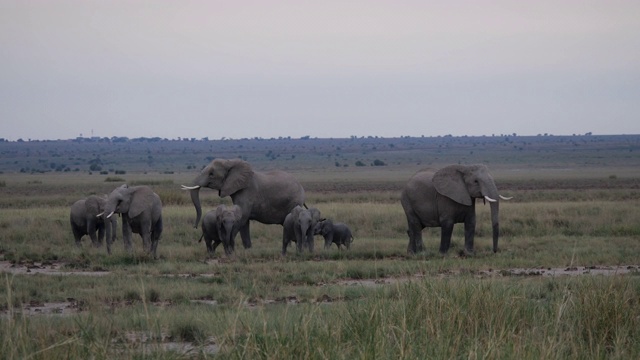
199, 204, 242, 256
183, 158, 305, 252
70, 195, 118, 254
282, 206, 321, 254
401, 164, 510, 255
314, 219, 354, 250
102, 185, 163, 258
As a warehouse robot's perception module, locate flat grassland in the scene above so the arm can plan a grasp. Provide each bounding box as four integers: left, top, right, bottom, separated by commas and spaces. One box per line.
1, 135, 640, 359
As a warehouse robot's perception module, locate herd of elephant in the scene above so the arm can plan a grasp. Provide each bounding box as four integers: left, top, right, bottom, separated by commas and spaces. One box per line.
71, 158, 511, 258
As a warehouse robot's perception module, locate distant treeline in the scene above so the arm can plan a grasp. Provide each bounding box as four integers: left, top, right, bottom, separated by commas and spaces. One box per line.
0, 134, 638, 175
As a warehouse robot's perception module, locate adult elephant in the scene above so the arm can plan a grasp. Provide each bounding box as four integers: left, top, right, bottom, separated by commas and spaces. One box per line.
182, 158, 305, 250
70, 195, 118, 254
100, 184, 163, 258
400, 164, 511, 255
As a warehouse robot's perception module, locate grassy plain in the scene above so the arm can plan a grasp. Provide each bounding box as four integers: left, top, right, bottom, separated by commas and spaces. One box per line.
1, 135, 640, 358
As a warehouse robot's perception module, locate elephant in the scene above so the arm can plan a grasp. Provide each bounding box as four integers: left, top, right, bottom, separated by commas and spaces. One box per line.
314, 219, 354, 250
282, 206, 321, 254
199, 204, 243, 256
70, 195, 118, 254
400, 164, 512, 255
99, 184, 163, 258
181, 158, 305, 252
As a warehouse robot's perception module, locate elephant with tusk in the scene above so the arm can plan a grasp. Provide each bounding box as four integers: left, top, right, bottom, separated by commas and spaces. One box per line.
401, 164, 512, 255
70, 195, 118, 254
182, 158, 305, 252
100, 184, 163, 258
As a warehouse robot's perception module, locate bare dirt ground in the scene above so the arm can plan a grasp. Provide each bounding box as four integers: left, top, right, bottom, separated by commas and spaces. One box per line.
2, 260, 638, 316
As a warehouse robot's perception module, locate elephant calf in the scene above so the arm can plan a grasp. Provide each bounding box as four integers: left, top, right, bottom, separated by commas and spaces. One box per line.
282, 206, 322, 255
199, 204, 242, 256
314, 219, 354, 250
70, 195, 118, 254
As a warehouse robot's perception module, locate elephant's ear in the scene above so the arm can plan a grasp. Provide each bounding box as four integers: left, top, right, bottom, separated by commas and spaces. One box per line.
289, 205, 303, 220
215, 205, 225, 219
129, 187, 154, 218
219, 159, 252, 197
309, 208, 322, 222
433, 165, 472, 206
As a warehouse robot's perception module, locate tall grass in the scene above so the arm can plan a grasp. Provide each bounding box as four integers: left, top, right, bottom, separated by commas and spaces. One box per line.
215, 276, 640, 359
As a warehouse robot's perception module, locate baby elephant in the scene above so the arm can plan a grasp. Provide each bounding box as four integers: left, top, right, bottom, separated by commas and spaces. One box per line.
200, 204, 242, 256
314, 219, 354, 250
282, 206, 322, 255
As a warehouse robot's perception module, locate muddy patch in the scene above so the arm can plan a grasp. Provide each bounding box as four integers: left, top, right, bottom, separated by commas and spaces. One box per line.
478, 265, 640, 277
335, 265, 640, 287
0, 260, 110, 276
119, 331, 218, 356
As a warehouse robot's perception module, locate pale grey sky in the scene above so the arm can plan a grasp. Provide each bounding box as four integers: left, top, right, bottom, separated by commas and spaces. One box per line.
1, 0, 639, 140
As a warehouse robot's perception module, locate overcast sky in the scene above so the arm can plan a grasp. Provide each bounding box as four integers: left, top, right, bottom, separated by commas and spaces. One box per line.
1, 1, 639, 141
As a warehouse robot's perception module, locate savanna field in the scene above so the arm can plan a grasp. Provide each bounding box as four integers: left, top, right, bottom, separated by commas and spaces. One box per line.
1, 135, 640, 359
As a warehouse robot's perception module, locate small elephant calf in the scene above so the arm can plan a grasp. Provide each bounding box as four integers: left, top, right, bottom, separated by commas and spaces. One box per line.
200, 204, 242, 256
282, 205, 322, 255
314, 219, 354, 250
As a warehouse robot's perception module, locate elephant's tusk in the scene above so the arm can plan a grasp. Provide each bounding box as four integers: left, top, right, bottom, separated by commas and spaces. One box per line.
499, 195, 513, 200
181, 185, 200, 190
106, 211, 115, 219
484, 195, 497, 203
96, 212, 104, 218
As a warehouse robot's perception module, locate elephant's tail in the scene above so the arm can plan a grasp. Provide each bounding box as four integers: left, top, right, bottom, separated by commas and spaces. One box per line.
198, 233, 204, 243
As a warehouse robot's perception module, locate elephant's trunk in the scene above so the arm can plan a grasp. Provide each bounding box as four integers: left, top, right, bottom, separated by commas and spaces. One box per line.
490, 201, 499, 253
105, 218, 112, 254
190, 188, 202, 229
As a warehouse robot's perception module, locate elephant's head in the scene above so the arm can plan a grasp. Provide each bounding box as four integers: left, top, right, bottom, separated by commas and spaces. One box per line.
215, 204, 242, 251
433, 164, 510, 253
314, 218, 334, 249
289, 206, 315, 248
101, 185, 151, 220
85, 195, 107, 220
181, 158, 253, 228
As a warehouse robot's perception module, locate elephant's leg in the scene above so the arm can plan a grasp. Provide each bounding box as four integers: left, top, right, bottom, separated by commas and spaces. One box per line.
405, 214, 424, 254
150, 218, 162, 258
212, 240, 220, 253
406, 226, 424, 254
142, 229, 151, 251
87, 221, 101, 248
306, 233, 314, 253
439, 221, 455, 255
150, 233, 160, 259
223, 241, 233, 256
205, 238, 214, 254
72, 226, 84, 248
122, 222, 133, 253
239, 223, 252, 249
